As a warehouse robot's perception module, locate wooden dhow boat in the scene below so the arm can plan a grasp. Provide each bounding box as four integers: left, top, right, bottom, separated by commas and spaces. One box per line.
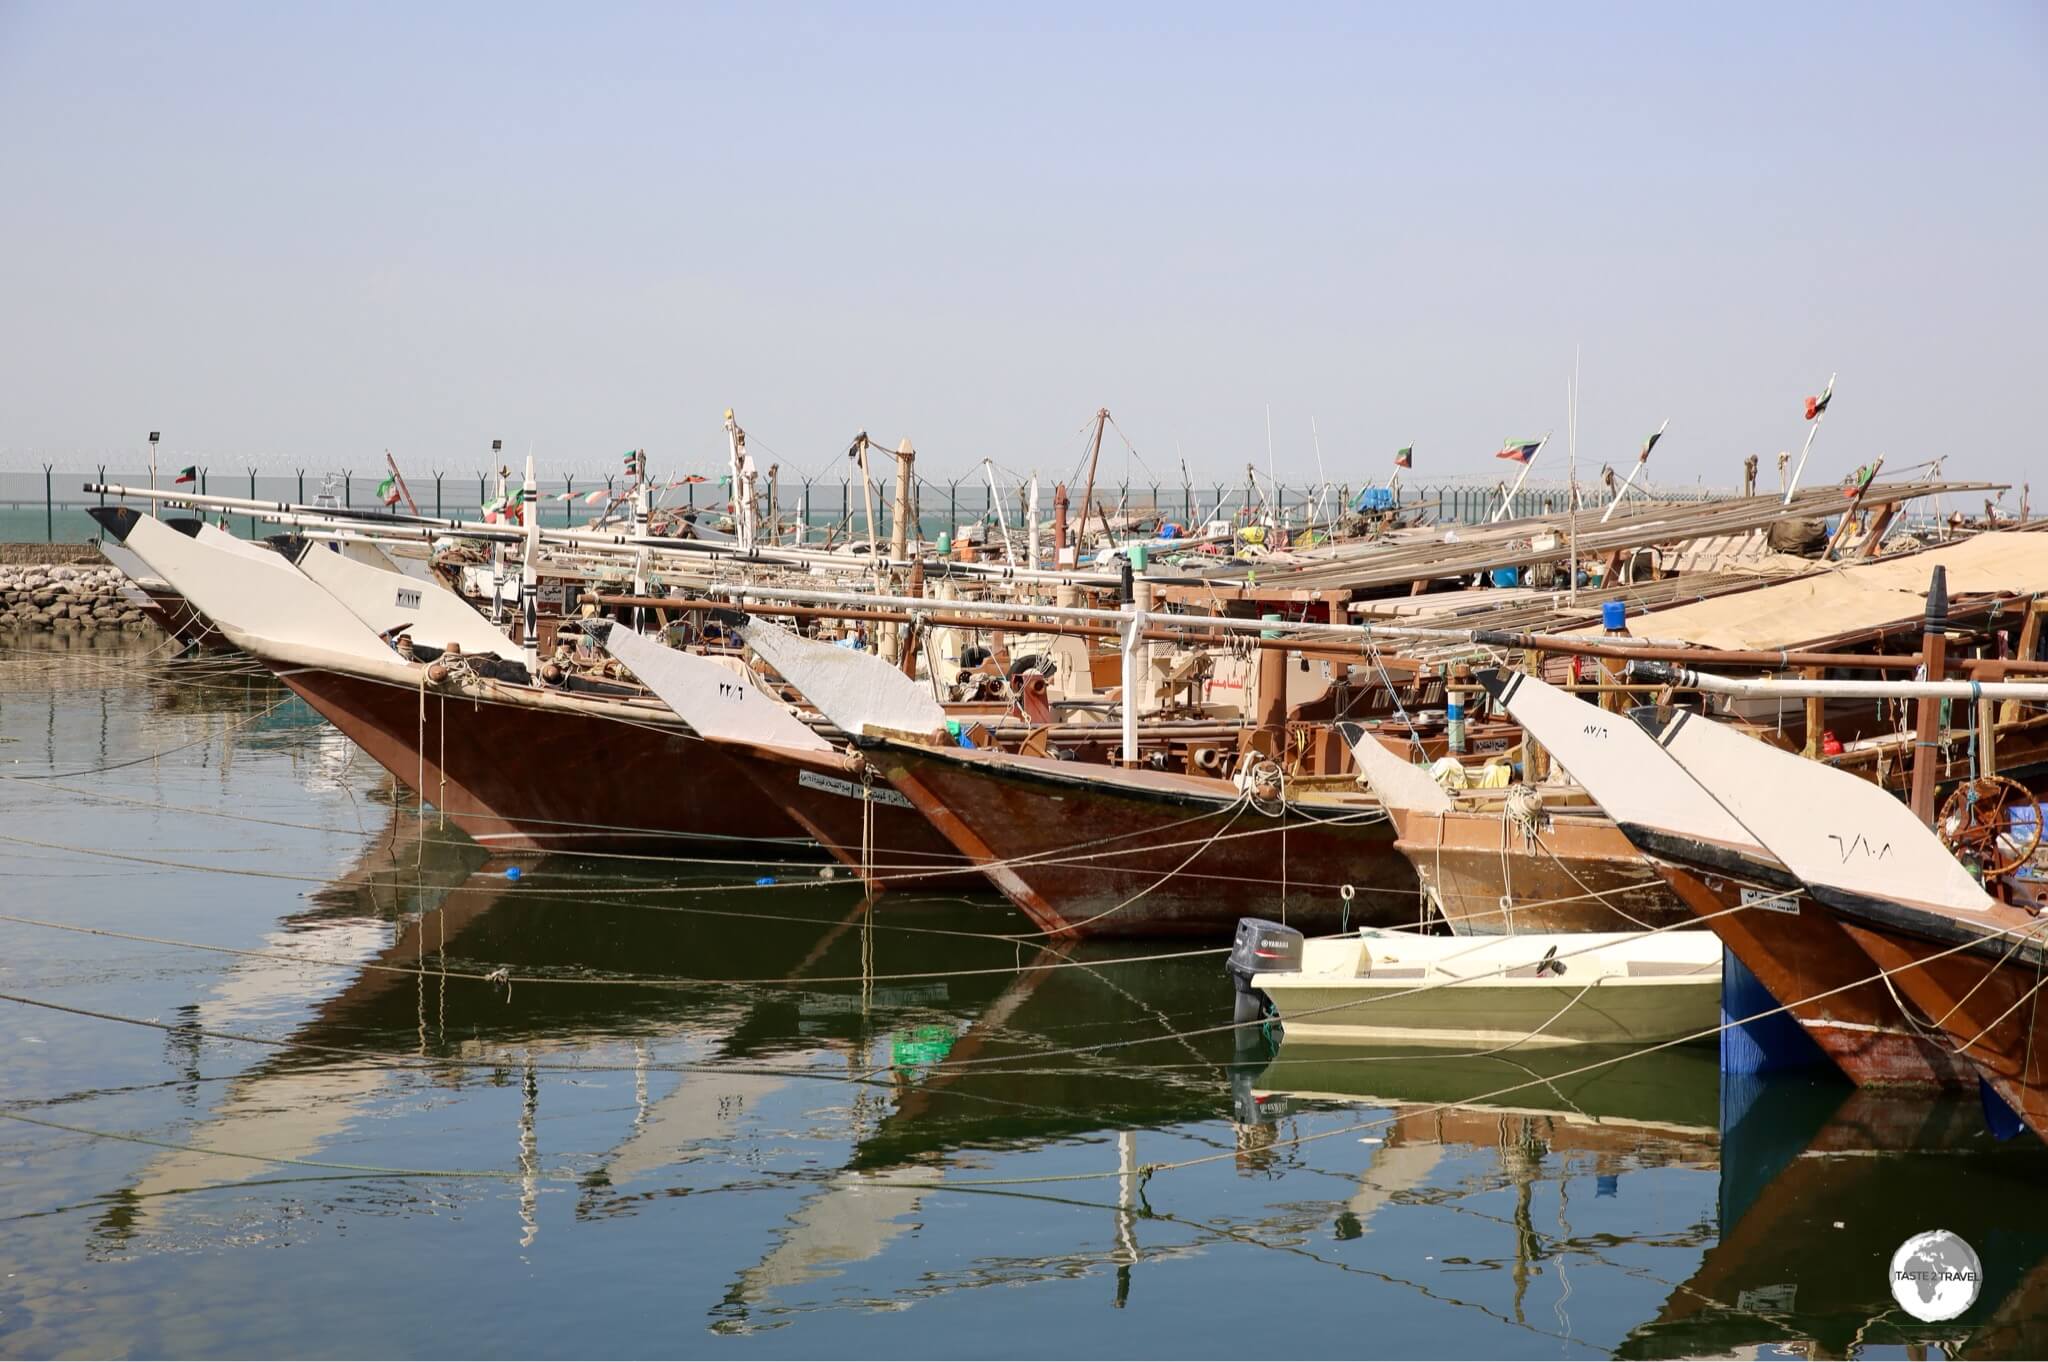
90, 504, 817, 855
1477, 666, 1976, 1089
729, 610, 1419, 938
1341, 721, 1690, 934
1637, 694, 2048, 1140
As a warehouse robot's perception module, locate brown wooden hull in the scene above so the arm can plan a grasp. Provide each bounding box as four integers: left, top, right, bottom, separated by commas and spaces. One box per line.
271, 663, 814, 855
1836, 916, 2048, 1140
1653, 863, 1974, 1089
716, 740, 988, 893
1389, 805, 1688, 933
873, 741, 1418, 938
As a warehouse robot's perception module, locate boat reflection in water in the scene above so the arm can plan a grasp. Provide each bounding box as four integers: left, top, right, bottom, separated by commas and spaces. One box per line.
57, 786, 2048, 1353
1623, 1079, 2048, 1360
1245, 1032, 2048, 1359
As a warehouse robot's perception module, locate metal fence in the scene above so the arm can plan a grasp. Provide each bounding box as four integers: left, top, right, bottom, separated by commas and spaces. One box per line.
0, 466, 1737, 546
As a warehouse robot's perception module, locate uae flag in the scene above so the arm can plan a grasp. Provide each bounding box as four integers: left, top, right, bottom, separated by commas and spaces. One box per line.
1804, 380, 1834, 421
174, 465, 197, 485
1495, 438, 1542, 464
378, 475, 400, 506
1394, 446, 1413, 470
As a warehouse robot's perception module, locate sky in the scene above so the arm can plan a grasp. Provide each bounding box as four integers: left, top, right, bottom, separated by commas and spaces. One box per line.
0, 1, 2043, 491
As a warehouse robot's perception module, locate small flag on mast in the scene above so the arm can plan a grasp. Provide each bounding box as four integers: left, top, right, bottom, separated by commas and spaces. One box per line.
1804, 380, 1834, 421
584, 487, 609, 506
1495, 438, 1542, 464
1637, 428, 1664, 463
1394, 446, 1413, 470
174, 465, 197, 485
377, 475, 400, 506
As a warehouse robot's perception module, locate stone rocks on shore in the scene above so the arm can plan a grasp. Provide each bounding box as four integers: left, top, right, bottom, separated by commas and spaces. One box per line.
0, 561, 154, 633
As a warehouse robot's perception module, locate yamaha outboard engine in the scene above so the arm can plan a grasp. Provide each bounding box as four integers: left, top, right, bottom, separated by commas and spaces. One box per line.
1226, 916, 1304, 1027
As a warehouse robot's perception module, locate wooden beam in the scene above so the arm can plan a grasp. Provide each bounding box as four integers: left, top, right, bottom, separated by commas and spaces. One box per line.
2001, 598, 2045, 725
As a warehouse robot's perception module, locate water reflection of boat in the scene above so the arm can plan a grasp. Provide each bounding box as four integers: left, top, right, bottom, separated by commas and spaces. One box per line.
1247, 1041, 1723, 1150
1618, 1084, 2048, 1359
101, 818, 1250, 1254
99, 811, 491, 1238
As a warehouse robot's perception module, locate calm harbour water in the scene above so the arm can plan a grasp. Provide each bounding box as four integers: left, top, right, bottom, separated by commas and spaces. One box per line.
4, 632, 2048, 1359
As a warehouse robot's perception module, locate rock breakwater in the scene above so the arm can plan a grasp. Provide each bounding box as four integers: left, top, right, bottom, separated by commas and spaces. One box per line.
0, 561, 153, 633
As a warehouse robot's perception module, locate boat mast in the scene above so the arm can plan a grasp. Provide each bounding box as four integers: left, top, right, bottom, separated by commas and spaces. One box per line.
489, 438, 506, 624
1077, 408, 1109, 558
1567, 352, 1579, 602
982, 459, 1016, 563
850, 431, 884, 635
1026, 473, 1041, 572
520, 450, 540, 672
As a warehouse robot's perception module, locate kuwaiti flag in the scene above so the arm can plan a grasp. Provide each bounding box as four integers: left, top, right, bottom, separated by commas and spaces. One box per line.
1496, 437, 1542, 463
584, 487, 610, 506
174, 465, 197, 484
1804, 379, 1834, 421
1637, 428, 1664, 463
1394, 446, 1413, 470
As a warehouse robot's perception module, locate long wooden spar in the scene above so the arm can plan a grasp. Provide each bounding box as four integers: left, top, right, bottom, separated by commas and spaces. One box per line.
592, 594, 1423, 673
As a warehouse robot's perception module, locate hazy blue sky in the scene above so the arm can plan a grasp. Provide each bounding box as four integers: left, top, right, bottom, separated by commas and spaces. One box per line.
1, 2, 2042, 490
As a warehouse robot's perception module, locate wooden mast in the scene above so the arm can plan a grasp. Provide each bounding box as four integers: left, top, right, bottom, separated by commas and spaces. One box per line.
1907, 566, 1950, 825
1076, 408, 1108, 560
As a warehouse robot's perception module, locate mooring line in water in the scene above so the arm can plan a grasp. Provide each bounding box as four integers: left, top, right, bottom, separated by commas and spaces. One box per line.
0, 694, 296, 780
0, 643, 277, 695
0, 1106, 574, 1181
848, 873, 2048, 1083
0, 632, 260, 680
12, 757, 1414, 902
907, 915, 2048, 1189
24, 758, 1404, 897
0, 818, 1429, 917
0, 987, 1196, 1111
719, 1165, 1612, 1353
0, 910, 1226, 987
0, 988, 1144, 1143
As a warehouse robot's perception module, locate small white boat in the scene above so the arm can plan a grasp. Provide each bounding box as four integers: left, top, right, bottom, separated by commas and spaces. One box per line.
1234, 921, 1722, 1047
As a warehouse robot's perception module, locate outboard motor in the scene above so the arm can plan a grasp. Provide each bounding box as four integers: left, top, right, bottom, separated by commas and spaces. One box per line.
1226, 916, 1304, 1026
